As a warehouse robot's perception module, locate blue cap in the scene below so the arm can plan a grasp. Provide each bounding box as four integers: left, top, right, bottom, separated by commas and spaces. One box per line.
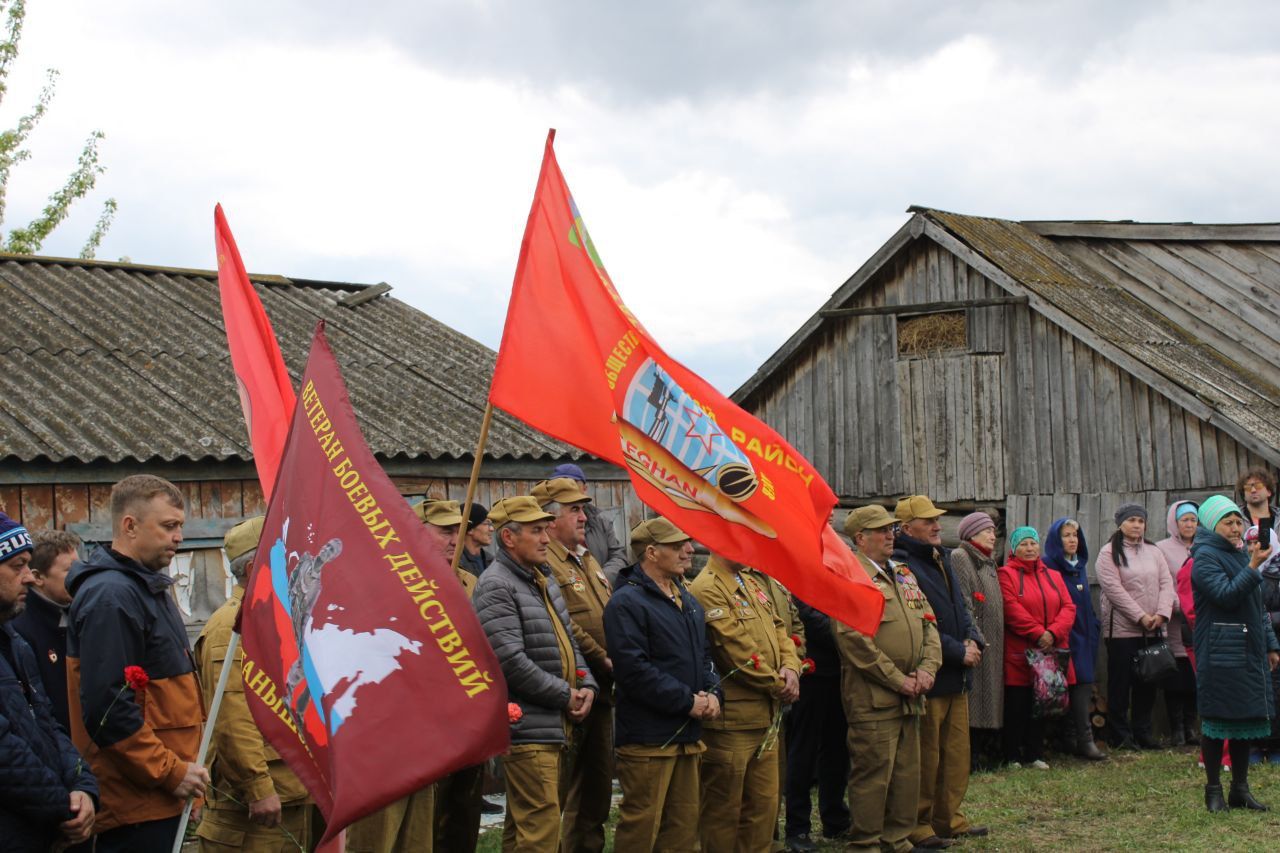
551, 463, 587, 483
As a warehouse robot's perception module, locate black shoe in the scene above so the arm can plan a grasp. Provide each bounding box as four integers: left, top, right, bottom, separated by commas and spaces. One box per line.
822, 826, 852, 841
479, 797, 503, 814
1113, 738, 1140, 751
1080, 740, 1107, 761
958, 825, 990, 837
911, 837, 954, 850
1135, 734, 1163, 750
1229, 782, 1269, 811
785, 833, 819, 853
1171, 730, 1187, 747
1205, 784, 1227, 813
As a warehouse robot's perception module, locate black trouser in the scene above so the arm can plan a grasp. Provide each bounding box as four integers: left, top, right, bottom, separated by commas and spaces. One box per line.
1163, 657, 1198, 738
784, 675, 851, 838
96, 816, 182, 853
1105, 636, 1159, 745
1003, 686, 1047, 763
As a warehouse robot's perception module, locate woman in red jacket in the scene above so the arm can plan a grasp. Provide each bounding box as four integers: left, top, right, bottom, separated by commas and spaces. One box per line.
999, 526, 1077, 769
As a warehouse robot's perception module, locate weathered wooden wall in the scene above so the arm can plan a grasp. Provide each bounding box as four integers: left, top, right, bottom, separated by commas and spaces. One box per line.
746, 239, 1268, 503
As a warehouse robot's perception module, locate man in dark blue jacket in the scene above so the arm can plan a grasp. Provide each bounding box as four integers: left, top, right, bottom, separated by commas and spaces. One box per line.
13, 528, 81, 734
604, 517, 720, 852
893, 496, 987, 847
0, 512, 98, 851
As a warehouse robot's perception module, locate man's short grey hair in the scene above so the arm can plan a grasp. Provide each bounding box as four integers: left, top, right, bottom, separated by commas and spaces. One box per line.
498, 520, 524, 539
229, 548, 256, 582
545, 501, 565, 517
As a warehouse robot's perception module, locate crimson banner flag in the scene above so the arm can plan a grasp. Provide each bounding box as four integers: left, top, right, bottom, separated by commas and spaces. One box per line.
489, 131, 884, 634
240, 322, 510, 839
215, 204, 296, 500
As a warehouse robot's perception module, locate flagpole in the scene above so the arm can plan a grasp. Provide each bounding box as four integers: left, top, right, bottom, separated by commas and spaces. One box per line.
172, 630, 239, 853
452, 403, 494, 574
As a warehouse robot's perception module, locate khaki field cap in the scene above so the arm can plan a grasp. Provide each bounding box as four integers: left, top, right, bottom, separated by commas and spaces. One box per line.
224, 516, 266, 562
531, 477, 592, 508
631, 517, 691, 550
895, 495, 945, 523
488, 496, 555, 527
414, 499, 464, 527
844, 505, 896, 537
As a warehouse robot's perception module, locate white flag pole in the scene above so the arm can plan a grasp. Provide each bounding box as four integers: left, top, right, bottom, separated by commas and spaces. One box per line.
172, 630, 239, 853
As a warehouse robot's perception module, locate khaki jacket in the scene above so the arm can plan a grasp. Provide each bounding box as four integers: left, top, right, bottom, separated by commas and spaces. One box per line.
692, 557, 802, 730
194, 586, 309, 809
545, 538, 613, 702
748, 569, 805, 657
834, 554, 942, 721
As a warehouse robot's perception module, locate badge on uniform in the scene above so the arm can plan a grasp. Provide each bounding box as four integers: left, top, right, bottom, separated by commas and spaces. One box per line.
755, 589, 769, 606
47, 650, 58, 663
597, 570, 610, 587
706, 607, 726, 620
572, 582, 586, 593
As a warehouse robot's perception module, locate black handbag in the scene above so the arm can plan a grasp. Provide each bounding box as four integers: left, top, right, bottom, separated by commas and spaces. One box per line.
1132, 629, 1178, 684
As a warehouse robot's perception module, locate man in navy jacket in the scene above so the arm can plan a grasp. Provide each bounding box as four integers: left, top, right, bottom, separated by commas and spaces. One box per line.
0, 512, 98, 851
892, 496, 987, 847
604, 517, 720, 852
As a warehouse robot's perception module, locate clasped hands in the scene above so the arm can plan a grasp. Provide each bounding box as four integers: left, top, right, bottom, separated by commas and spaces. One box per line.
897, 669, 936, 697
567, 687, 595, 723
688, 691, 722, 720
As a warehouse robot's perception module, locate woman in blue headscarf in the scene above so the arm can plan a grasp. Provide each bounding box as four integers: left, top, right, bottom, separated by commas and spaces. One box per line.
1044, 518, 1104, 760
1192, 495, 1280, 812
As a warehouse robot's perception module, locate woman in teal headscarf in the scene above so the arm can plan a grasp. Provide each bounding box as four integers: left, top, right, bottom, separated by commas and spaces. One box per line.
1192, 495, 1280, 812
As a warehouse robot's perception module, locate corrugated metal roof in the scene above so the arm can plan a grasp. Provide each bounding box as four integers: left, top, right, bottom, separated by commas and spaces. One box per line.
0, 255, 570, 464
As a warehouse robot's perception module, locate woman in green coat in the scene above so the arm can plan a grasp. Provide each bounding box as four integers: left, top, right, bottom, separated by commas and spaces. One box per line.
1191, 495, 1280, 813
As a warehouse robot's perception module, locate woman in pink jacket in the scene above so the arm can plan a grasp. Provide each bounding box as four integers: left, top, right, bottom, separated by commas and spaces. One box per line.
1096, 503, 1174, 750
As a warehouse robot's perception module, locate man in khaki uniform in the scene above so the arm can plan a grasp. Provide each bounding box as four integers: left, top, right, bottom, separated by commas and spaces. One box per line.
835, 506, 944, 853
195, 517, 312, 852
531, 477, 612, 853
349, 499, 468, 853
417, 500, 488, 853
691, 553, 801, 853
746, 568, 804, 852
604, 518, 720, 852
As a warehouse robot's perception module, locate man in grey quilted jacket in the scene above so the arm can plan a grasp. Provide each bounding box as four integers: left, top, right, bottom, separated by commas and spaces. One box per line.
473, 496, 598, 852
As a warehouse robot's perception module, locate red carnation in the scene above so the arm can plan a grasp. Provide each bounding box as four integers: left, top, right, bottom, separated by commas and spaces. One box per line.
124, 665, 150, 692
791, 634, 802, 647
801, 657, 816, 675
750, 653, 761, 670
923, 612, 937, 623
508, 702, 523, 724
973, 592, 986, 603
576, 668, 587, 680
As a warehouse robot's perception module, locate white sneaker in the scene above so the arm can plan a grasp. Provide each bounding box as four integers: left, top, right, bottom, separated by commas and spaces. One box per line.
1008, 761, 1022, 769
1030, 759, 1050, 770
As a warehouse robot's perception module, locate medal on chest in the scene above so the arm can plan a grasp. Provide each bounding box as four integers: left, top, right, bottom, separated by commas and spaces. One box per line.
894, 565, 926, 609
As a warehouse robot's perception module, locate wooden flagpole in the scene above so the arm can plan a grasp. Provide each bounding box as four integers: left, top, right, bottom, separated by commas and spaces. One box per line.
452, 403, 495, 575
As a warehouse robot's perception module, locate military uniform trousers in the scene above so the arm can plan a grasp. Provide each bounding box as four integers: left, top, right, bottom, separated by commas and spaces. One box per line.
434, 763, 484, 853
699, 727, 780, 853
845, 713, 919, 853
502, 743, 566, 853
561, 701, 613, 853
613, 743, 702, 852
912, 692, 972, 842
347, 785, 435, 853
197, 801, 312, 852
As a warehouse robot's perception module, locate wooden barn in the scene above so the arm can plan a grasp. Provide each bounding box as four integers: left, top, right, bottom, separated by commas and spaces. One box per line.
0, 254, 639, 632
733, 208, 1280, 550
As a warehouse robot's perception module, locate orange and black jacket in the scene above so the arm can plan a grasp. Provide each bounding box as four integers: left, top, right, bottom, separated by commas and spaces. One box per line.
66, 545, 205, 832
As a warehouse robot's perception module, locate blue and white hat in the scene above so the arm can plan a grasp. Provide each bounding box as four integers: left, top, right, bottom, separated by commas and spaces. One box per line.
0, 512, 33, 563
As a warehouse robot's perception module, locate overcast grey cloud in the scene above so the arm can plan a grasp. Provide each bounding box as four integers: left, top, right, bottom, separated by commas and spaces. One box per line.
6, 1, 1280, 395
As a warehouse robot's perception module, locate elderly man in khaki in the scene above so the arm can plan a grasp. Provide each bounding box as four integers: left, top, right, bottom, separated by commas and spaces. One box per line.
531, 477, 613, 853
691, 554, 801, 853
835, 506, 944, 853
195, 517, 312, 851
349, 499, 468, 853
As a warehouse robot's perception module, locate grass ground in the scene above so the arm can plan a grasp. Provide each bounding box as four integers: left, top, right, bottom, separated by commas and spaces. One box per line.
478, 746, 1280, 851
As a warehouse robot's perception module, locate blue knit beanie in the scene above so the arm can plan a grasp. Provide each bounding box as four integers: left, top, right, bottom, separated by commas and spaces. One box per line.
1009, 526, 1040, 551
0, 512, 33, 563
1198, 494, 1241, 533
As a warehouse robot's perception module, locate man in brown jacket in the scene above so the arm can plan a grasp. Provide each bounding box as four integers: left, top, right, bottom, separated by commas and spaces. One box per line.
195, 516, 312, 852
532, 477, 613, 853
691, 554, 801, 853
835, 505, 944, 853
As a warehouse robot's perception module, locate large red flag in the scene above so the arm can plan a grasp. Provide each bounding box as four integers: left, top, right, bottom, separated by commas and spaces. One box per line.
215, 204, 296, 499
490, 132, 884, 633
240, 322, 510, 840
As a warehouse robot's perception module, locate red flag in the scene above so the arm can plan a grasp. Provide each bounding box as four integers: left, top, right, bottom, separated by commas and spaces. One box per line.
240, 322, 510, 840
215, 204, 296, 499
489, 132, 884, 633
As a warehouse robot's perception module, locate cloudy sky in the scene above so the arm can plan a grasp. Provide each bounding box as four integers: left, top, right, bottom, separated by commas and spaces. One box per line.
8, 1, 1280, 392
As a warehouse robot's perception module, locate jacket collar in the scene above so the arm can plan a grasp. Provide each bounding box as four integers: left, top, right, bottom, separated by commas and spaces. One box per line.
67, 543, 175, 597
24, 587, 68, 623
894, 531, 942, 563
493, 546, 551, 584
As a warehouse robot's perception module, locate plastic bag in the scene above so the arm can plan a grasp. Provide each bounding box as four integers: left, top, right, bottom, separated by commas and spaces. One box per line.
1025, 647, 1070, 718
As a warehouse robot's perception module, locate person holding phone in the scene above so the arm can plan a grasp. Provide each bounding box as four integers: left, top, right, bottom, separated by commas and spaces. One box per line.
1191, 495, 1280, 813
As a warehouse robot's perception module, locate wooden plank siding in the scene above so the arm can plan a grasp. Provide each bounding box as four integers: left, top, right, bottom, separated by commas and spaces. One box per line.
741, 237, 1272, 505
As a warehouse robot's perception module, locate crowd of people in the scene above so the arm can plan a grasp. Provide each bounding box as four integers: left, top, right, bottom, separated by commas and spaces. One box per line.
3, 464, 1280, 852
